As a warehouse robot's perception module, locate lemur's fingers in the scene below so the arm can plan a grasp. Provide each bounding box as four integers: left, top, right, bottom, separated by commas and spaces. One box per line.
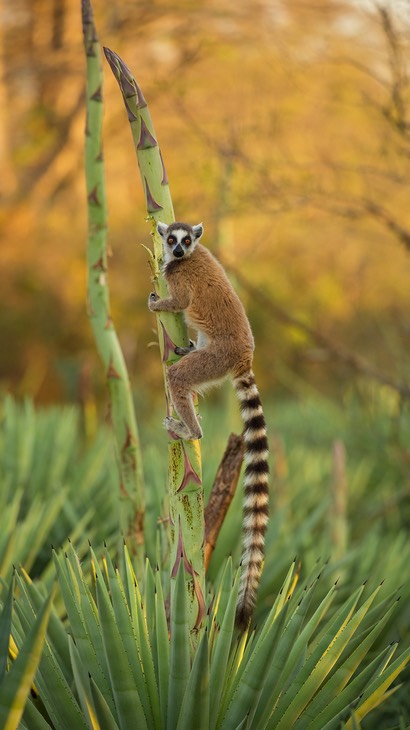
175, 342, 196, 356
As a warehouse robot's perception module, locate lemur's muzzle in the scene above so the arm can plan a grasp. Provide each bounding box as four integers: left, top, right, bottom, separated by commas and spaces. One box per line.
173, 245, 184, 258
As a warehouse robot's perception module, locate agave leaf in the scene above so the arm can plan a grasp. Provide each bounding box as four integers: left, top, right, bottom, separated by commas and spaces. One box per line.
217, 627, 251, 724
210, 558, 233, 628
13, 574, 87, 730
143, 558, 156, 647
0, 592, 52, 730
17, 567, 71, 683
303, 644, 396, 729
299, 598, 399, 728
103, 550, 159, 728
176, 629, 209, 730
89, 676, 121, 730
0, 495, 21, 577
0, 576, 14, 683
95, 572, 149, 730
219, 561, 298, 726
133, 572, 162, 729
220, 599, 289, 730
13, 610, 86, 729
252, 572, 323, 730
269, 582, 376, 729
313, 643, 400, 730
69, 635, 100, 730
21, 492, 67, 574
167, 561, 190, 729
155, 566, 169, 729
53, 550, 112, 702
22, 697, 53, 729
350, 647, 410, 725
278, 578, 338, 692
121, 545, 161, 719
233, 716, 249, 730
209, 569, 240, 730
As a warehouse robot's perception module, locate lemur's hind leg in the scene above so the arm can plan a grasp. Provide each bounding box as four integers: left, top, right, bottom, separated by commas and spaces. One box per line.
165, 347, 230, 440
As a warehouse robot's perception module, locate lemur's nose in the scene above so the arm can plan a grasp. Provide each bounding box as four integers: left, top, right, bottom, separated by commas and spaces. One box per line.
174, 245, 184, 257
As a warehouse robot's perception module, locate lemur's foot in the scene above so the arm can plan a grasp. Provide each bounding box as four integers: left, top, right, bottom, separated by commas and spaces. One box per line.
148, 291, 160, 311
174, 340, 196, 356
163, 416, 202, 441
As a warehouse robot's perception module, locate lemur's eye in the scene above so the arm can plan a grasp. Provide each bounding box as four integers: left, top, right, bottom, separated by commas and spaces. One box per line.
167, 236, 175, 245
184, 238, 191, 246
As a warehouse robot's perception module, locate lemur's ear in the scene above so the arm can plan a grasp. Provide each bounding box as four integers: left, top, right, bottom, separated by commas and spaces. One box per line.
192, 223, 204, 240
157, 221, 168, 238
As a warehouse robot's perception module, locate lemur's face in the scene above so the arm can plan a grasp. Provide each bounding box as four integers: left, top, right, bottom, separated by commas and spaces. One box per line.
157, 222, 203, 263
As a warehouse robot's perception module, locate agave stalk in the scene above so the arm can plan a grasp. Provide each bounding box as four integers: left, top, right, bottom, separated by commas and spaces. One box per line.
104, 47, 205, 633
82, 0, 145, 561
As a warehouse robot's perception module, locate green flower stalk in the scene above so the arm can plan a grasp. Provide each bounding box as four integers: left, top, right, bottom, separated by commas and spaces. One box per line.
104, 47, 205, 633
82, 0, 145, 561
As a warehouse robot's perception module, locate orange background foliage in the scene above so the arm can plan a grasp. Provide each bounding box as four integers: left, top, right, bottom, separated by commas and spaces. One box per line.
0, 0, 409, 406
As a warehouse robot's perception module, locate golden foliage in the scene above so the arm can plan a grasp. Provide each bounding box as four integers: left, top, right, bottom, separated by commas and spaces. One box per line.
0, 0, 409, 402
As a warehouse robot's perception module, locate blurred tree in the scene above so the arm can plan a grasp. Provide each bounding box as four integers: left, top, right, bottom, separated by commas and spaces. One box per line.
0, 0, 409, 406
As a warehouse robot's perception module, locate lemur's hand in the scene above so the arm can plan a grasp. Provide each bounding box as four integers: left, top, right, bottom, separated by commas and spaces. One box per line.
148, 292, 160, 311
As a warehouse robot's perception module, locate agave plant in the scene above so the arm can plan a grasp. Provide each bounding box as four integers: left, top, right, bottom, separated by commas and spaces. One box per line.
0, 396, 119, 584
2, 543, 404, 730
0, 576, 52, 730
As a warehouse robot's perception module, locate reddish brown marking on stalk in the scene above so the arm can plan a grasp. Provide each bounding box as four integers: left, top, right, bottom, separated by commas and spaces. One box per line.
88, 186, 99, 206
193, 572, 206, 630
159, 320, 177, 361
118, 67, 136, 98
119, 481, 128, 497
177, 444, 202, 492
85, 41, 96, 58
103, 48, 121, 81
91, 256, 106, 271
107, 359, 121, 379
171, 517, 198, 579
160, 150, 168, 185
104, 47, 147, 108
96, 145, 104, 162
144, 178, 163, 213
104, 317, 114, 330
90, 85, 102, 102
124, 100, 138, 123
122, 426, 137, 472
137, 118, 157, 149
81, 0, 92, 25
134, 80, 148, 109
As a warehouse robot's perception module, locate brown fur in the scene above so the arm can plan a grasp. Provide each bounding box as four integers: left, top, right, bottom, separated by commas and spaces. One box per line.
149, 229, 269, 628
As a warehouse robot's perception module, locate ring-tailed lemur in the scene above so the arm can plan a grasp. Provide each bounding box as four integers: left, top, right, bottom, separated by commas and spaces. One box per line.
148, 221, 269, 629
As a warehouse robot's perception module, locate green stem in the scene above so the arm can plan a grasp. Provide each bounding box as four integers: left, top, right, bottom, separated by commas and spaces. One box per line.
105, 47, 205, 634
82, 0, 145, 564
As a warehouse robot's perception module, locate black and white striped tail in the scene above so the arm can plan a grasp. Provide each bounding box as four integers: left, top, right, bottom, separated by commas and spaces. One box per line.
234, 370, 269, 629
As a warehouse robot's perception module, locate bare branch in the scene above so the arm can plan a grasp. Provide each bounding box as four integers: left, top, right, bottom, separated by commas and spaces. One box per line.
204, 433, 244, 571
